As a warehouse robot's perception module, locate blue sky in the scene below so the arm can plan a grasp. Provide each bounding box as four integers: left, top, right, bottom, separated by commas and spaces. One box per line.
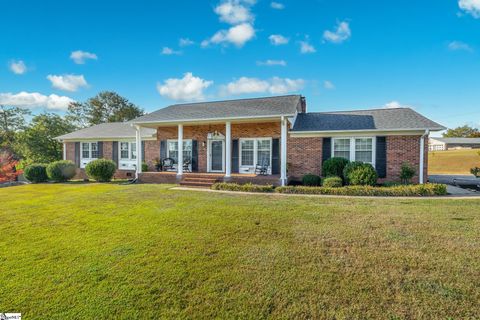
1, 0, 480, 133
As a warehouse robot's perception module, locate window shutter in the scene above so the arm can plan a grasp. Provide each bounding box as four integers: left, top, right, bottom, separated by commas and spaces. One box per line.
271, 138, 280, 174
74, 142, 80, 168
376, 137, 387, 178
322, 138, 331, 164
232, 139, 239, 173
192, 140, 198, 172
112, 141, 119, 167
160, 140, 167, 160
98, 142, 103, 158
141, 141, 145, 162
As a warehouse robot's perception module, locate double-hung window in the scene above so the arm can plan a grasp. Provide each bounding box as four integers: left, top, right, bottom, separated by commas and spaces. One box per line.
239, 138, 272, 174
167, 140, 192, 167
80, 142, 99, 168
332, 137, 376, 166
118, 142, 137, 170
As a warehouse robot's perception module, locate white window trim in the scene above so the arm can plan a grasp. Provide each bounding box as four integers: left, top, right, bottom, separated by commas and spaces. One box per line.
80, 141, 99, 168
118, 141, 137, 171
239, 137, 273, 175
167, 139, 193, 171
332, 137, 376, 167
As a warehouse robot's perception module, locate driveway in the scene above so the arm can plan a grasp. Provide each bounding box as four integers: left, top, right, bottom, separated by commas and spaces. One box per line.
429, 174, 480, 194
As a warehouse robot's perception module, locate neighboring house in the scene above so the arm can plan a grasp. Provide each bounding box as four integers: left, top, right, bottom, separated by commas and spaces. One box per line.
56, 95, 445, 185
429, 137, 480, 151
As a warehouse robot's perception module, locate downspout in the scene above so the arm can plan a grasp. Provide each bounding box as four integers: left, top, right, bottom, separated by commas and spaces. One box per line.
419, 129, 429, 184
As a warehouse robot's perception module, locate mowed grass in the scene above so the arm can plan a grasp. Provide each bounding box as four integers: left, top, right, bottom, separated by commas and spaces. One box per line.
429, 149, 480, 174
1, 184, 479, 319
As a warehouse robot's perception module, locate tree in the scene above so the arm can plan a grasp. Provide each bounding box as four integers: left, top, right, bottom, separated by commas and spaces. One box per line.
17, 113, 75, 163
0, 150, 22, 183
66, 91, 144, 128
0, 105, 31, 153
443, 125, 480, 138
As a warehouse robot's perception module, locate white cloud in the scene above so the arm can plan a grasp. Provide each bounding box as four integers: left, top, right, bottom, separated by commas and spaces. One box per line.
9, 60, 27, 75
257, 59, 287, 66
323, 21, 351, 44
221, 76, 304, 95
383, 101, 412, 109
161, 47, 182, 55
323, 80, 335, 90
269, 34, 289, 45
179, 38, 195, 47
214, 0, 255, 24
270, 2, 285, 9
70, 50, 98, 64
47, 74, 88, 92
157, 72, 213, 101
203, 23, 255, 47
448, 41, 473, 52
299, 41, 316, 53
0, 92, 74, 111
459, 0, 480, 18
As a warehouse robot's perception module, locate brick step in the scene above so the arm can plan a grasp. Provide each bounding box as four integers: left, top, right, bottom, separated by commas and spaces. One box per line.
183, 177, 218, 183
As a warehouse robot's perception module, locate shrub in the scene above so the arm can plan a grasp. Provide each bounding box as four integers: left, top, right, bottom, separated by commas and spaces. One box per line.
343, 161, 364, 184
23, 164, 48, 183
302, 174, 321, 186
471, 167, 480, 178
322, 176, 343, 188
46, 160, 76, 182
322, 157, 349, 178
400, 162, 416, 184
347, 163, 378, 186
275, 184, 447, 197
212, 182, 275, 193
85, 159, 116, 182
142, 162, 149, 172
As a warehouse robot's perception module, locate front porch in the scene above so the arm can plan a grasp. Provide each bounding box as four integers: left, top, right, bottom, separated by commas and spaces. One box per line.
138, 171, 282, 187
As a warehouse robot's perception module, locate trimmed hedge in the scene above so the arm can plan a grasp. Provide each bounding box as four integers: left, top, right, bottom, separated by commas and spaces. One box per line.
322, 157, 349, 178
85, 159, 116, 182
276, 184, 447, 197
347, 163, 378, 186
212, 182, 275, 193
23, 164, 48, 183
302, 174, 321, 186
46, 160, 76, 182
322, 176, 343, 188
343, 161, 364, 184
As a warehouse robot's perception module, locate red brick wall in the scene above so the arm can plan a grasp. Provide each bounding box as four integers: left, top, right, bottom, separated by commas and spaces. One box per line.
156, 122, 281, 173
287, 136, 323, 180
386, 135, 428, 184
287, 135, 428, 183
144, 140, 160, 171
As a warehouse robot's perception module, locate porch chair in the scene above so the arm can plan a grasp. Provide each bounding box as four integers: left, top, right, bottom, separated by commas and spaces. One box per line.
255, 159, 269, 176
183, 159, 192, 173
162, 158, 175, 171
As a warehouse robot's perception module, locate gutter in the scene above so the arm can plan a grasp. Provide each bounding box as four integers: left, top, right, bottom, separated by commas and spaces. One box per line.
419, 129, 429, 184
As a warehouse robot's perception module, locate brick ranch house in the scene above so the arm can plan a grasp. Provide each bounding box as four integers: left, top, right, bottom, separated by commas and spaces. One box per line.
56, 95, 445, 186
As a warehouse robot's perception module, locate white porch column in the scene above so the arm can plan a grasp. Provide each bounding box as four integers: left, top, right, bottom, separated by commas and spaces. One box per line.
135, 125, 142, 179
225, 121, 232, 178
419, 129, 429, 184
177, 124, 183, 176
63, 142, 66, 160
280, 116, 287, 186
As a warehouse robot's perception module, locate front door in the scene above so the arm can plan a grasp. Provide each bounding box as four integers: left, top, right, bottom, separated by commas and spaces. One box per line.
209, 140, 224, 172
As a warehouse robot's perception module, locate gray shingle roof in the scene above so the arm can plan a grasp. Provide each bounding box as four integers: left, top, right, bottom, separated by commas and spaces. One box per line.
292, 108, 445, 132
56, 122, 157, 141
132, 95, 302, 123
430, 137, 480, 144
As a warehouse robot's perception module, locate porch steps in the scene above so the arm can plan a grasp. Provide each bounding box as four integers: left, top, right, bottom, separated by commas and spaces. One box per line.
179, 176, 219, 188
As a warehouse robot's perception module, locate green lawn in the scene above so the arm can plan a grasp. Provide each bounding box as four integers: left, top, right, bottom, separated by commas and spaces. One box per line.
1, 184, 479, 319
429, 149, 480, 174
